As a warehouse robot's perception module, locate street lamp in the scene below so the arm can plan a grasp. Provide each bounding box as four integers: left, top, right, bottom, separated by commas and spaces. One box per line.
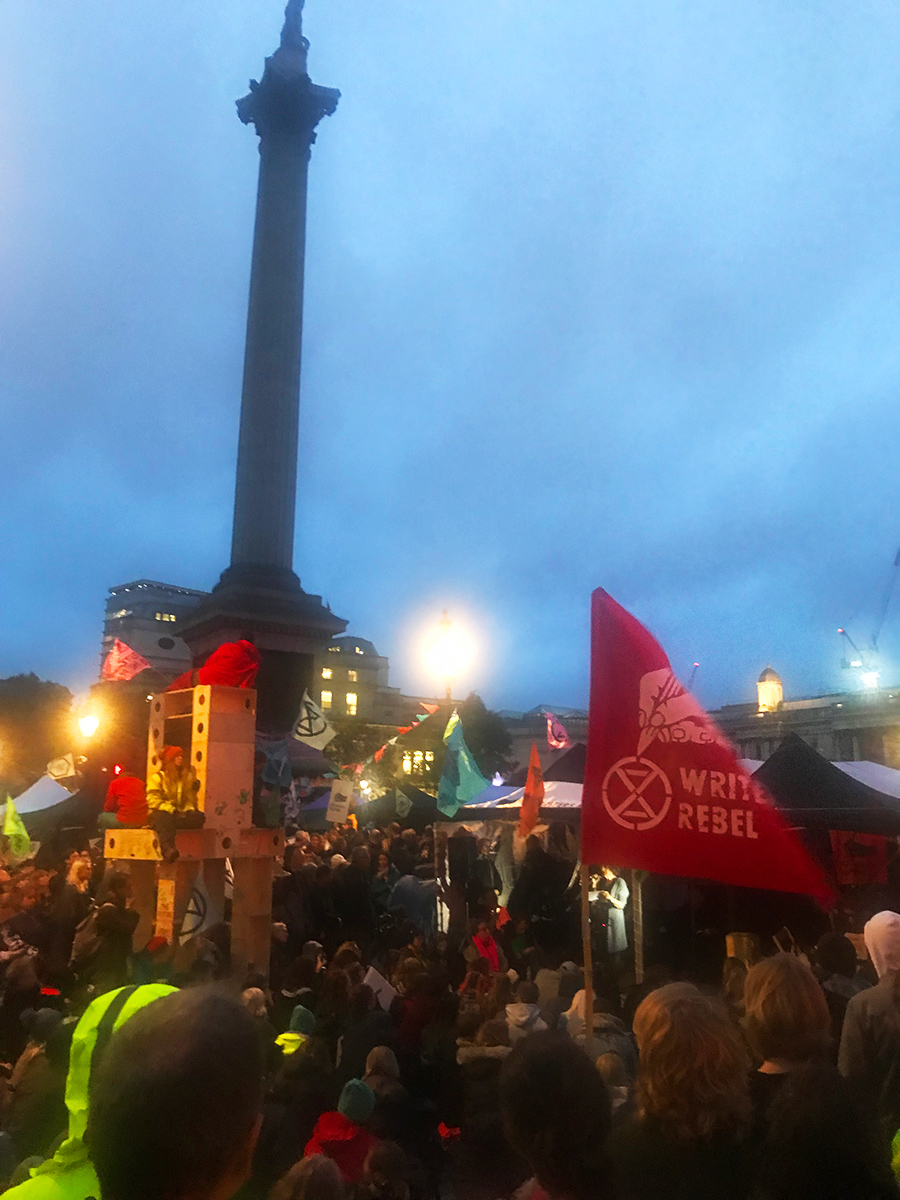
427, 610, 474, 703
77, 714, 100, 739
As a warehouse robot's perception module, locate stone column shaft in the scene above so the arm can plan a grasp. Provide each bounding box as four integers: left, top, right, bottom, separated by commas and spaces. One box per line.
231, 133, 310, 572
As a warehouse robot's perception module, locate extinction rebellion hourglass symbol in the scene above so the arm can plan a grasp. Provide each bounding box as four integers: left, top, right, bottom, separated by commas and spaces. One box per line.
601, 757, 672, 832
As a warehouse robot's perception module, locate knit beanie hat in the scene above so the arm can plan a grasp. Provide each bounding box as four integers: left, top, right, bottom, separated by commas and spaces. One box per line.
162, 746, 183, 764
338, 1079, 375, 1125
289, 1004, 316, 1035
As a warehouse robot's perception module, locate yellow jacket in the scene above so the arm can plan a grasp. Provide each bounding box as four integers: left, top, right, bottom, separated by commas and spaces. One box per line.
146, 766, 199, 814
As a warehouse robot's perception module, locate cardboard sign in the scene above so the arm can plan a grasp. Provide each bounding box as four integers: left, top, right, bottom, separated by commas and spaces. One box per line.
363, 965, 398, 1012
326, 779, 353, 824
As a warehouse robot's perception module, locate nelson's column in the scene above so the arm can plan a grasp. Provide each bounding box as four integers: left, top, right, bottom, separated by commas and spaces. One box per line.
178, 0, 346, 731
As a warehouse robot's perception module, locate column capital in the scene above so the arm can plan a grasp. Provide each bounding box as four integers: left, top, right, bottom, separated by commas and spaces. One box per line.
237, 12, 339, 145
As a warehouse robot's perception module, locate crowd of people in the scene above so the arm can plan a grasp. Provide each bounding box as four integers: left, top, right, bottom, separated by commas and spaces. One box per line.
1, 819, 900, 1199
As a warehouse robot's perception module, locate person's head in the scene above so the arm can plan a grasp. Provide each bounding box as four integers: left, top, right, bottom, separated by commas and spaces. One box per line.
633, 982, 750, 1142
332, 942, 361, 971
318, 969, 351, 1016
863, 911, 900, 978
722, 956, 748, 1008
596, 1052, 628, 1090
349, 984, 376, 1022
289, 1005, 316, 1035
743, 953, 831, 1065
337, 1079, 375, 1126
601, 866, 618, 881
402, 829, 418, 847
377, 851, 391, 873
813, 933, 859, 981
501, 1032, 614, 1200
475, 920, 491, 939
516, 980, 539, 1006
98, 870, 130, 907
270, 1155, 344, 1200
363, 1141, 409, 1200
241, 987, 268, 1020
88, 988, 263, 1200
21, 1006, 62, 1046
753, 1061, 896, 1200
162, 746, 184, 772
476, 1018, 509, 1048
365, 1045, 400, 1081
348, 845, 369, 872
388, 822, 401, 839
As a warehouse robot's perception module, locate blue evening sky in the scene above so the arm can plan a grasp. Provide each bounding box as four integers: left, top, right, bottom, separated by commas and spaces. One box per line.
3, 0, 900, 711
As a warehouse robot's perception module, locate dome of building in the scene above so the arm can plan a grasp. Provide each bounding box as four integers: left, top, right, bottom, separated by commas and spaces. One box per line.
758, 666, 781, 685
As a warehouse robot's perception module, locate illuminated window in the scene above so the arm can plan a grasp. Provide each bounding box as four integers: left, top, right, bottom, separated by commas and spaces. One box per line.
321, 668, 333, 680
109, 608, 130, 620
154, 612, 176, 622
425, 751, 434, 762
321, 690, 332, 711
328, 646, 340, 653
402, 753, 412, 774
348, 670, 358, 682
346, 692, 358, 716
413, 750, 424, 770
355, 646, 364, 655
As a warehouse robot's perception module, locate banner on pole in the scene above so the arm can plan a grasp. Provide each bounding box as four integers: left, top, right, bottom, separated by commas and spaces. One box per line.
326, 779, 353, 824
582, 588, 832, 904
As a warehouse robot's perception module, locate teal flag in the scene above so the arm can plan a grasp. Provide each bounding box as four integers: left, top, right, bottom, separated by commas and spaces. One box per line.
2, 797, 31, 861
437, 711, 489, 818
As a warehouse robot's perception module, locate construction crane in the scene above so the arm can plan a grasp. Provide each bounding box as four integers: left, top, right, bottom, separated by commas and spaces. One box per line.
838, 547, 900, 688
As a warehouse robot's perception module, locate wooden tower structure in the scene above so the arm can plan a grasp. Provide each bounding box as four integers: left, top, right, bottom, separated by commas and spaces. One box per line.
104, 684, 283, 979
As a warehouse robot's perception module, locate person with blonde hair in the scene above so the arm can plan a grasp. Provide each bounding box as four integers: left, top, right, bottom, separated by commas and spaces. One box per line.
608, 982, 752, 1200
743, 952, 831, 1126
270, 1155, 344, 1200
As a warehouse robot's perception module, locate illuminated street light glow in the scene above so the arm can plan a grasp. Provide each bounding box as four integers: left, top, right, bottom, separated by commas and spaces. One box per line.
78, 714, 100, 738
861, 671, 880, 690
425, 610, 475, 700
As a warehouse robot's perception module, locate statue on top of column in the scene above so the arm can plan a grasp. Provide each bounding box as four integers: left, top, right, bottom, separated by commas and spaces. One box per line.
281, 0, 306, 50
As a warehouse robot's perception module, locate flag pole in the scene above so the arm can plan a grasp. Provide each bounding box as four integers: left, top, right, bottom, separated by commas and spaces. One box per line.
580, 861, 594, 1040
633, 870, 644, 985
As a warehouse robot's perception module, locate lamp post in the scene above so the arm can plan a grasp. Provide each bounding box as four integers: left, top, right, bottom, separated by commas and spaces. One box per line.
438, 610, 453, 703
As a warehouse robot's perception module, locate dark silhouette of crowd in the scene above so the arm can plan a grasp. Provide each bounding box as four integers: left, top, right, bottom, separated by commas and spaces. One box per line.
0, 822, 899, 1200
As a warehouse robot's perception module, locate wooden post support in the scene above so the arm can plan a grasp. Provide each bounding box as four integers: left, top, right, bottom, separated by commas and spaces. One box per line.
633, 871, 645, 985
580, 861, 594, 1040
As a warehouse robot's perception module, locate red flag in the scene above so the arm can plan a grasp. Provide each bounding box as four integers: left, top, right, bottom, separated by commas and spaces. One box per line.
582, 589, 832, 904
519, 743, 544, 838
830, 831, 889, 886
419, 702, 440, 715
546, 712, 572, 750
101, 639, 152, 682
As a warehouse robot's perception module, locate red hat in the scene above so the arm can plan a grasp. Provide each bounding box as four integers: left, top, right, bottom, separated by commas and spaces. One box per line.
162, 746, 183, 764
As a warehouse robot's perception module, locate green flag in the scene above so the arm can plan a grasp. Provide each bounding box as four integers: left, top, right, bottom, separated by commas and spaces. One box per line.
3, 797, 31, 861
437, 711, 489, 819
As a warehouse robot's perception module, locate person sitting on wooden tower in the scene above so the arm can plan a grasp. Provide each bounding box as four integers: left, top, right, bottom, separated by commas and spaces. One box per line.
146, 747, 205, 863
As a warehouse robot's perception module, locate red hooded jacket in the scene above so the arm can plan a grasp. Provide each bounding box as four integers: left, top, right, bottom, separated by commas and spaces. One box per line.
304, 1111, 378, 1182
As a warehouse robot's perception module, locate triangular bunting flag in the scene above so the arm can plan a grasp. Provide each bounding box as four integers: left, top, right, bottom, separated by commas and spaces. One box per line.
291, 691, 336, 750
437, 710, 488, 819
2, 797, 30, 863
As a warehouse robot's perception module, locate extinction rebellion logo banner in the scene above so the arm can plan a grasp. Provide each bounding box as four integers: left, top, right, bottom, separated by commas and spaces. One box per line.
582, 590, 832, 904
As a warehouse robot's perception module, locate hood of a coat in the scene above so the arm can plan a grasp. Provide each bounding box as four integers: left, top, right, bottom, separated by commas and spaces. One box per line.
505, 1002, 543, 1029
312, 1110, 368, 1147
865, 911, 900, 978
32, 984, 176, 1178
